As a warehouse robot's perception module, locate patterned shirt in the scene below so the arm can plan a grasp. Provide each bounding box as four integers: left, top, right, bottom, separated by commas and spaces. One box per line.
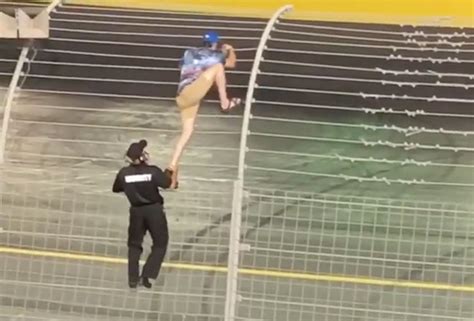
177, 47, 226, 94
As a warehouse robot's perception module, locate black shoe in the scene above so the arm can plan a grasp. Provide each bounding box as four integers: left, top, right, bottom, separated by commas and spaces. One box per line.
129, 280, 138, 289
140, 277, 152, 289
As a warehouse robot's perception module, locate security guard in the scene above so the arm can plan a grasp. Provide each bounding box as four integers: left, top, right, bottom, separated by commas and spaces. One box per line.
112, 139, 173, 289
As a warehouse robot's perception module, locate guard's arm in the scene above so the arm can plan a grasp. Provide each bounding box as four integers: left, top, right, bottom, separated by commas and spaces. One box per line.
153, 166, 172, 189
112, 171, 123, 193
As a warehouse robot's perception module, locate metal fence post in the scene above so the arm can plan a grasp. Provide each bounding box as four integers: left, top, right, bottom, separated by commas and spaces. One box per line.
0, 47, 29, 164
224, 179, 243, 321
224, 4, 293, 321
0, 0, 62, 164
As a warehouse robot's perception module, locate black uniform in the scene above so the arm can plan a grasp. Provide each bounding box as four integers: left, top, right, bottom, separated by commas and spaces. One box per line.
113, 160, 172, 287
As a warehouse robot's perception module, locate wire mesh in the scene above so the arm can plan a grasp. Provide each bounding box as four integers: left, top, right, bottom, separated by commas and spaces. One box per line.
236, 15, 474, 321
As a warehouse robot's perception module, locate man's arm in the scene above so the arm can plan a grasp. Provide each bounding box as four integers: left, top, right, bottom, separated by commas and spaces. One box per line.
152, 166, 172, 189
222, 44, 236, 69
112, 170, 123, 193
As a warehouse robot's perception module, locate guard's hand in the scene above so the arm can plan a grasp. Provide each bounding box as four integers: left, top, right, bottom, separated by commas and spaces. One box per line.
164, 168, 173, 178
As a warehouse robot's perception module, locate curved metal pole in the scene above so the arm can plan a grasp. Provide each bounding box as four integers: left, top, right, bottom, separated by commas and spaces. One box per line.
0, 47, 29, 164
0, 0, 62, 164
47, 0, 63, 14
224, 5, 293, 321
237, 4, 293, 183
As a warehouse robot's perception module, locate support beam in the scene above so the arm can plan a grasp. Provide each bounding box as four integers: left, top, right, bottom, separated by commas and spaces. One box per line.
0, 12, 17, 38
0, 47, 29, 164
0, 0, 63, 163
17, 9, 49, 38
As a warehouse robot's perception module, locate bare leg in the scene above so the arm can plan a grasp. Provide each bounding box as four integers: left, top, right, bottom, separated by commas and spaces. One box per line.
168, 64, 237, 188
168, 107, 197, 172
200, 64, 231, 110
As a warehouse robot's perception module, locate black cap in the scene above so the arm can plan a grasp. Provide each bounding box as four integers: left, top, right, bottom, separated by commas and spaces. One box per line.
126, 139, 147, 162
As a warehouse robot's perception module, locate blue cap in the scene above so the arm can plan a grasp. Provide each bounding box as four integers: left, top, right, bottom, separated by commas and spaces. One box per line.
203, 31, 220, 44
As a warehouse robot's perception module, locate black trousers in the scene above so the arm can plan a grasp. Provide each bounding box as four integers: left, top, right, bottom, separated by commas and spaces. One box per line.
127, 203, 169, 283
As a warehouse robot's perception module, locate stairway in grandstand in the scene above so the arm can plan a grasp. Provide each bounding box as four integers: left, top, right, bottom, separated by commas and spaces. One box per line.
1, 3, 264, 183
0, 45, 18, 87
23, 5, 260, 97
245, 19, 474, 203
1, 3, 472, 200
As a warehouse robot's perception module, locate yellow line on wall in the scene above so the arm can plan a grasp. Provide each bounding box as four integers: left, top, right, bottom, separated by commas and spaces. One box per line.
1, 246, 473, 293
66, 0, 473, 27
